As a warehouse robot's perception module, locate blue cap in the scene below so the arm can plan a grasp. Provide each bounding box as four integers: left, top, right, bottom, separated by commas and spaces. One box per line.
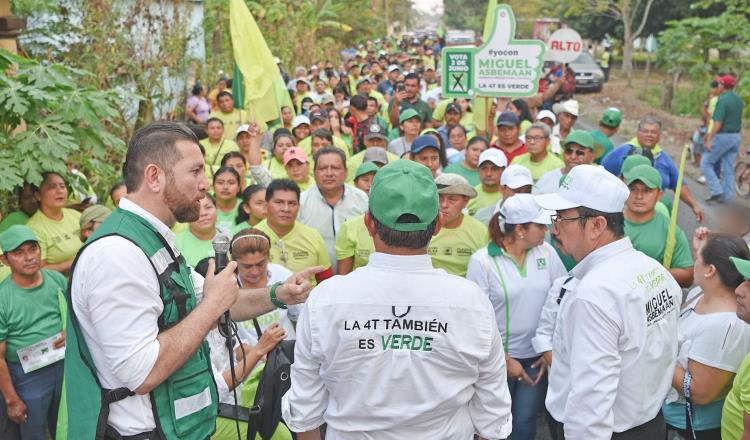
496, 111, 520, 127
410, 135, 440, 154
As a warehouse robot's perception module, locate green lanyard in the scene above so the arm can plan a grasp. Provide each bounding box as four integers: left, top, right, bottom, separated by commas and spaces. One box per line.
490, 256, 511, 353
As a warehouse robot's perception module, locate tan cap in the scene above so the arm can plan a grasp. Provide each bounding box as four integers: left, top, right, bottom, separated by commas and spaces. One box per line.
435, 173, 477, 198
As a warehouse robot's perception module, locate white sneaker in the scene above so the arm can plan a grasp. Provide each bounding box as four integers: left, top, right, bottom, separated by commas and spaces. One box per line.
697, 176, 706, 184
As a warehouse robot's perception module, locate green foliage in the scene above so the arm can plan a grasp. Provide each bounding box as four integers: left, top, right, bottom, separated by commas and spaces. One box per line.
0, 50, 125, 196
203, 0, 386, 80
657, 11, 750, 117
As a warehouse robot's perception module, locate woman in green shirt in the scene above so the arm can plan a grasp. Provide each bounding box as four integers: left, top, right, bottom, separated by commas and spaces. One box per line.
443, 136, 489, 187
174, 195, 218, 267
212, 167, 241, 234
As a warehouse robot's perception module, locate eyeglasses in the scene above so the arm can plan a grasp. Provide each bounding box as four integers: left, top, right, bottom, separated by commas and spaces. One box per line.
550, 214, 591, 224
563, 147, 587, 157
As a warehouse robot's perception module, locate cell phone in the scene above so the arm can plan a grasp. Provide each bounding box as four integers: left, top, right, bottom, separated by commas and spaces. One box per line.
397, 84, 406, 92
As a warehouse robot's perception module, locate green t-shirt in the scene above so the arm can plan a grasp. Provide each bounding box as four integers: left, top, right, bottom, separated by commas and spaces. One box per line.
713, 91, 743, 133
0, 262, 9, 282
388, 96, 433, 125
443, 163, 480, 186
0, 269, 66, 363
215, 201, 240, 234
26, 208, 83, 265
428, 215, 488, 277
625, 214, 693, 269
174, 229, 215, 267
0, 211, 30, 234
467, 185, 503, 216
511, 153, 565, 182
723, 352, 750, 440
335, 214, 374, 270
590, 129, 615, 164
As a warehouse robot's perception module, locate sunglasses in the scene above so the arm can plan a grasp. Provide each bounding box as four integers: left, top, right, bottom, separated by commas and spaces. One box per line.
564, 147, 587, 157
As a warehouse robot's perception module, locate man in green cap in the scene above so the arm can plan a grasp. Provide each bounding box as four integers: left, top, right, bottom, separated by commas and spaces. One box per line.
353, 162, 378, 196
282, 160, 512, 439
590, 107, 622, 164
535, 130, 597, 196
623, 164, 694, 287
619, 155, 670, 219
0, 225, 67, 440
721, 256, 750, 439
388, 108, 422, 158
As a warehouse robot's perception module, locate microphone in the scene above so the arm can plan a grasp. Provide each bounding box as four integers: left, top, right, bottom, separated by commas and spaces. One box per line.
212, 234, 232, 337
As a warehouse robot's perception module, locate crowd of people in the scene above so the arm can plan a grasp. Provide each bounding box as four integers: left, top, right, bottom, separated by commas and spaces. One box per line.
0, 36, 748, 440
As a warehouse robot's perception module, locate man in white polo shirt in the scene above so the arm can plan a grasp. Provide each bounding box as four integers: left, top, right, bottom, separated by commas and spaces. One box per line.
282, 160, 512, 439
534, 164, 680, 439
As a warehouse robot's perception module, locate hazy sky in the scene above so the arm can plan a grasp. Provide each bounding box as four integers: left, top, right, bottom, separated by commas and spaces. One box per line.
413, 0, 444, 15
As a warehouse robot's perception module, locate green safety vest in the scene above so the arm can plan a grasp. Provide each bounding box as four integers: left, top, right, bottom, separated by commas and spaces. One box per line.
64, 208, 218, 439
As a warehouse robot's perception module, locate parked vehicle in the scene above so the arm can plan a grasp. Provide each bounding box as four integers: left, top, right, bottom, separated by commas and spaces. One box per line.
569, 52, 605, 93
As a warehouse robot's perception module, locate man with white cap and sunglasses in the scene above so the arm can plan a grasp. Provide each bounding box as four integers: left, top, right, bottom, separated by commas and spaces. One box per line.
534, 164, 680, 439
467, 149, 508, 216
474, 164, 534, 226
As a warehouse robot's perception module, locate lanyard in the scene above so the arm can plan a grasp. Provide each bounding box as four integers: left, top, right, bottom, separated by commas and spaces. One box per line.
490, 256, 511, 353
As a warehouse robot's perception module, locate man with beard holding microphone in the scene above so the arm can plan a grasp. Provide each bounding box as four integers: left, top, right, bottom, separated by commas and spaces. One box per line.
64, 122, 320, 440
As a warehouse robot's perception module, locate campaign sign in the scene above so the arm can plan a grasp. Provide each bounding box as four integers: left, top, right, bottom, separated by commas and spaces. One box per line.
546, 28, 583, 63
441, 4, 545, 98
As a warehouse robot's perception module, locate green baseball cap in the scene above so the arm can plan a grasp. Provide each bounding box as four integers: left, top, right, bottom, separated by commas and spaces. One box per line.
0, 225, 38, 253
563, 130, 594, 150
399, 108, 421, 124
731, 257, 750, 280
600, 107, 622, 128
624, 164, 663, 189
354, 162, 379, 180
621, 155, 652, 177
369, 160, 438, 232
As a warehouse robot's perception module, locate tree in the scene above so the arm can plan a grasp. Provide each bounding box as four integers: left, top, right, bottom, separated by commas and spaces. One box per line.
0, 49, 125, 197
657, 9, 750, 113
553, 0, 655, 81
15, 0, 196, 132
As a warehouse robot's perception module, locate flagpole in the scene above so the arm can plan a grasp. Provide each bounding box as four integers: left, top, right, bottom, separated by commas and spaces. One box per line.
663, 144, 689, 268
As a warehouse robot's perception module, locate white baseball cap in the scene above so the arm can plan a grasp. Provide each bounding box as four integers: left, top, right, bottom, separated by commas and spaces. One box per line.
536, 109, 557, 124
478, 149, 508, 168
498, 194, 554, 225
236, 124, 251, 136
292, 115, 310, 129
554, 99, 580, 117
501, 164, 533, 189
387, 64, 400, 73
534, 164, 629, 213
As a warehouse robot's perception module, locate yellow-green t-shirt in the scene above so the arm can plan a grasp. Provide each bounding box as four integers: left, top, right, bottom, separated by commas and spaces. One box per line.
428, 215, 488, 276
346, 149, 400, 182
511, 153, 565, 182
335, 214, 375, 270
208, 109, 248, 141
297, 136, 352, 162
266, 157, 288, 180
174, 229, 215, 267
722, 352, 750, 440
467, 186, 503, 216
27, 208, 83, 265
254, 220, 331, 274
200, 138, 239, 178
